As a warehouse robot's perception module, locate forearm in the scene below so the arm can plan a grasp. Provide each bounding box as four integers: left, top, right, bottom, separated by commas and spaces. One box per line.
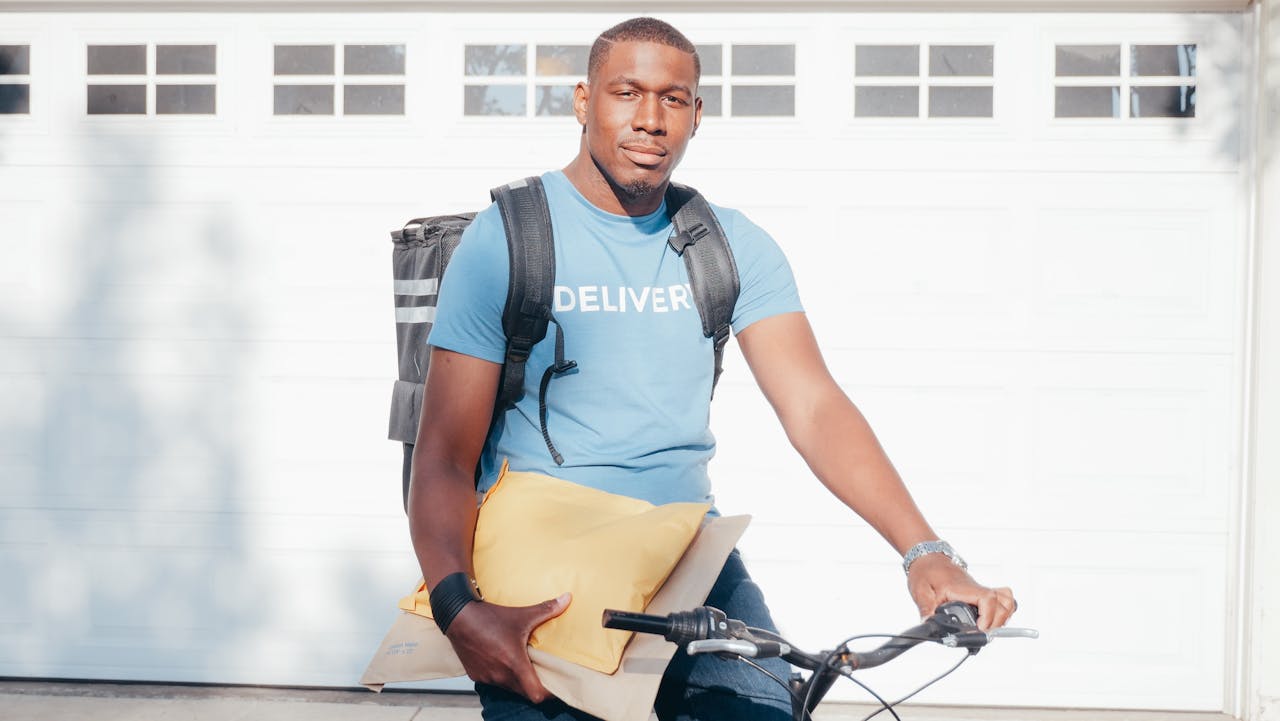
407, 447, 480, 588
785, 390, 937, 556
406, 347, 498, 589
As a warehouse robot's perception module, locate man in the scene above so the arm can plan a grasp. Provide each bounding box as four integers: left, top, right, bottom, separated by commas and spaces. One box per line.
409, 16, 1017, 721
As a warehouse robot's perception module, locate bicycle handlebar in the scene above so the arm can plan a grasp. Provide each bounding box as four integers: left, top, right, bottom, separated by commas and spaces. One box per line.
603, 601, 1037, 669
604, 601, 1037, 719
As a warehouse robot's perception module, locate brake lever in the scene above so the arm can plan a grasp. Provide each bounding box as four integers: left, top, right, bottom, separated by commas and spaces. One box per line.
988, 627, 1040, 640
687, 637, 793, 659
687, 639, 761, 657
931, 601, 1039, 648
931, 602, 986, 651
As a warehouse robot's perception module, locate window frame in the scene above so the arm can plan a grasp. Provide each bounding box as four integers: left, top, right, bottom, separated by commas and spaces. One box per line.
0, 41, 33, 118
852, 42, 998, 121
81, 41, 220, 118
461, 41, 589, 119
1051, 41, 1198, 121
695, 41, 799, 120
270, 41, 408, 119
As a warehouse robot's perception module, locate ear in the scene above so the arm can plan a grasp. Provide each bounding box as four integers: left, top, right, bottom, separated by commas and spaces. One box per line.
692, 95, 703, 137
573, 81, 590, 127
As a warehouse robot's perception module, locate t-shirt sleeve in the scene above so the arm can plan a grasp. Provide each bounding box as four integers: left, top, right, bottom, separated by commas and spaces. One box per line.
717, 206, 805, 333
425, 204, 510, 364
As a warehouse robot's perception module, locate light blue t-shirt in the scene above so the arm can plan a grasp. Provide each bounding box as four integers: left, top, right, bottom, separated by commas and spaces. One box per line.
427, 170, 803, 506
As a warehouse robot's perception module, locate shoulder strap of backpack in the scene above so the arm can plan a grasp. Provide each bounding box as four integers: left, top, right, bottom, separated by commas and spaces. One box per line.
490, 176, 576, 465
490, 176, 556, 410
665, 182, 741, 398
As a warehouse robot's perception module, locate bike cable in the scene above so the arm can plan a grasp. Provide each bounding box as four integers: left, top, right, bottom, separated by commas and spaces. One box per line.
734, 657, 818, 721
803, 635, 908, 721
825, 657, 901, 721
853, 652, 972, 721
809, 630, 957, 721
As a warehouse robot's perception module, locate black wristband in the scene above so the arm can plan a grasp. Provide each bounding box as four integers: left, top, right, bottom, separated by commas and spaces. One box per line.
429, 572, 481, 634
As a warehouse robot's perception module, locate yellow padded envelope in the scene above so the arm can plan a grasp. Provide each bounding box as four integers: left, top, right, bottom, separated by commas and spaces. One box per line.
400, 464, 711, 675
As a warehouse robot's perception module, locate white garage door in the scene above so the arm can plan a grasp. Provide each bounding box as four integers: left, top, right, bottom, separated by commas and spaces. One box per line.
0, 9, 1249, 712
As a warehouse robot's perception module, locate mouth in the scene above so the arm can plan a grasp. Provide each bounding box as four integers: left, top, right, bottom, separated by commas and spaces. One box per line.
620, 143, 667, 167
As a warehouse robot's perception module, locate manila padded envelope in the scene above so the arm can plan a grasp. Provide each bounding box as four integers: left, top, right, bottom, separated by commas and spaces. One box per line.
361, 513, 751, 721
400, 468, 711, 674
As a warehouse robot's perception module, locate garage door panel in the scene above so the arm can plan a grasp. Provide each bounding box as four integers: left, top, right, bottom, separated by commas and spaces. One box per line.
258, 203, 398, 292
1033, 206, 1226, 342
1018, 543, 1228, 709
255, 377, 391, 464
1035, 209, 1210, 311
78, 201, 242, 299
760, 178, 1244, 354
738, 348, 1236, 533
0, 202, 44, 308
50, 373, 246, 509
0, 547, 39, 634
0, 374, 47, 502
1024, 353, 1235, 530
0, 510, 415, 683
1031, 386, 1209, 496
738, 525, 1227, 709
87, 549, 223, 636
834, 205, 1016, 306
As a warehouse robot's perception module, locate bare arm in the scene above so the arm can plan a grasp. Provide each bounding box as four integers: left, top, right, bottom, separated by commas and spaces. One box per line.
408, 348, 498, 587
408, 347, 568, 702
737, 312, 1016, 629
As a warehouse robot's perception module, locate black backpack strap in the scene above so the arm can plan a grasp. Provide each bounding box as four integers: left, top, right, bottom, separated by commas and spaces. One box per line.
666, 182, 740, 398
490, 176, 574, 465
490, 176, 556, 409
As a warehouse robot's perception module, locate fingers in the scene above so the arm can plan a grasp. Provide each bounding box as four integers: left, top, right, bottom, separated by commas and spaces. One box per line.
913, 585, 939, 620
445, 596, 572, 706
512, 660, 553, 704
962, 586, 1017, 631
510, 593, 572, 704
988, 587, 1017, 629
907, 566, 1018, 630
974, 592, 998, 631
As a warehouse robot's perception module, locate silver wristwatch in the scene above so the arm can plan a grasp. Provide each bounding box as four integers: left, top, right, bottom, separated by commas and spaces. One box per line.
902, 540, 967, 575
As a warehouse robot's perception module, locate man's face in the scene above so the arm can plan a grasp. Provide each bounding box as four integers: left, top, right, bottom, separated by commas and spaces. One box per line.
574, 40, 702, 200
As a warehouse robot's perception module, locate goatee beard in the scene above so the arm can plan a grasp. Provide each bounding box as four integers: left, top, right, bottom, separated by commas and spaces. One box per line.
621, 179, 657, 199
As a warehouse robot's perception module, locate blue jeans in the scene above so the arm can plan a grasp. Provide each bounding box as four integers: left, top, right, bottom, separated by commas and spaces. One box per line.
476, 549, 794, 721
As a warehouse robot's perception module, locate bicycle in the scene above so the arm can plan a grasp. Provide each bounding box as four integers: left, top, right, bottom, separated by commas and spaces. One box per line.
602, 601, 1038, 721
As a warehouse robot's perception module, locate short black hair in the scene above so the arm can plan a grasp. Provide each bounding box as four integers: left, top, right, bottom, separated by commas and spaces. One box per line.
587, 17, 701, 84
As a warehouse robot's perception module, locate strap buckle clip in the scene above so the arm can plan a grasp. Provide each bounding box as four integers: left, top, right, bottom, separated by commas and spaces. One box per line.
712, 323, 732, 348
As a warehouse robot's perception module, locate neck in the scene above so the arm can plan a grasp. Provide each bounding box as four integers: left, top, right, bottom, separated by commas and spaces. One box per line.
562, 150, 668, 217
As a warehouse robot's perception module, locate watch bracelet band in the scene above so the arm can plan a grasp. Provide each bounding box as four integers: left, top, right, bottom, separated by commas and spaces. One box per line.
902, 540, 967, 575
429, 571, 482, 634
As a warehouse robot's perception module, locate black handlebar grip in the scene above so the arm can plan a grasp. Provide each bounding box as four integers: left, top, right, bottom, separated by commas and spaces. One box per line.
602, 609, 672, 637
603, 607, 726, 645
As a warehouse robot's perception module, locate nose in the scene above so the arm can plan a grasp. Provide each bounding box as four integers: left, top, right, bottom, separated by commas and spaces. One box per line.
632, 92, 665, 135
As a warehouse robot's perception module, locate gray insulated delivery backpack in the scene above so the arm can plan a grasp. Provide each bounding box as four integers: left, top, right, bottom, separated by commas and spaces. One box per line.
389, 176, 741, 510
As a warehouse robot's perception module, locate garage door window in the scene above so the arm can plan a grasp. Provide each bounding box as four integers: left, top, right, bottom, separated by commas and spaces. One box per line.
87, 44, 216, 115
0, 45, 30, 114
274, 44, 406, 116
696, 43, 795, 117
1055, 43, 1196, 119
854, 44, 994, 119
464, 43, 587, 117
